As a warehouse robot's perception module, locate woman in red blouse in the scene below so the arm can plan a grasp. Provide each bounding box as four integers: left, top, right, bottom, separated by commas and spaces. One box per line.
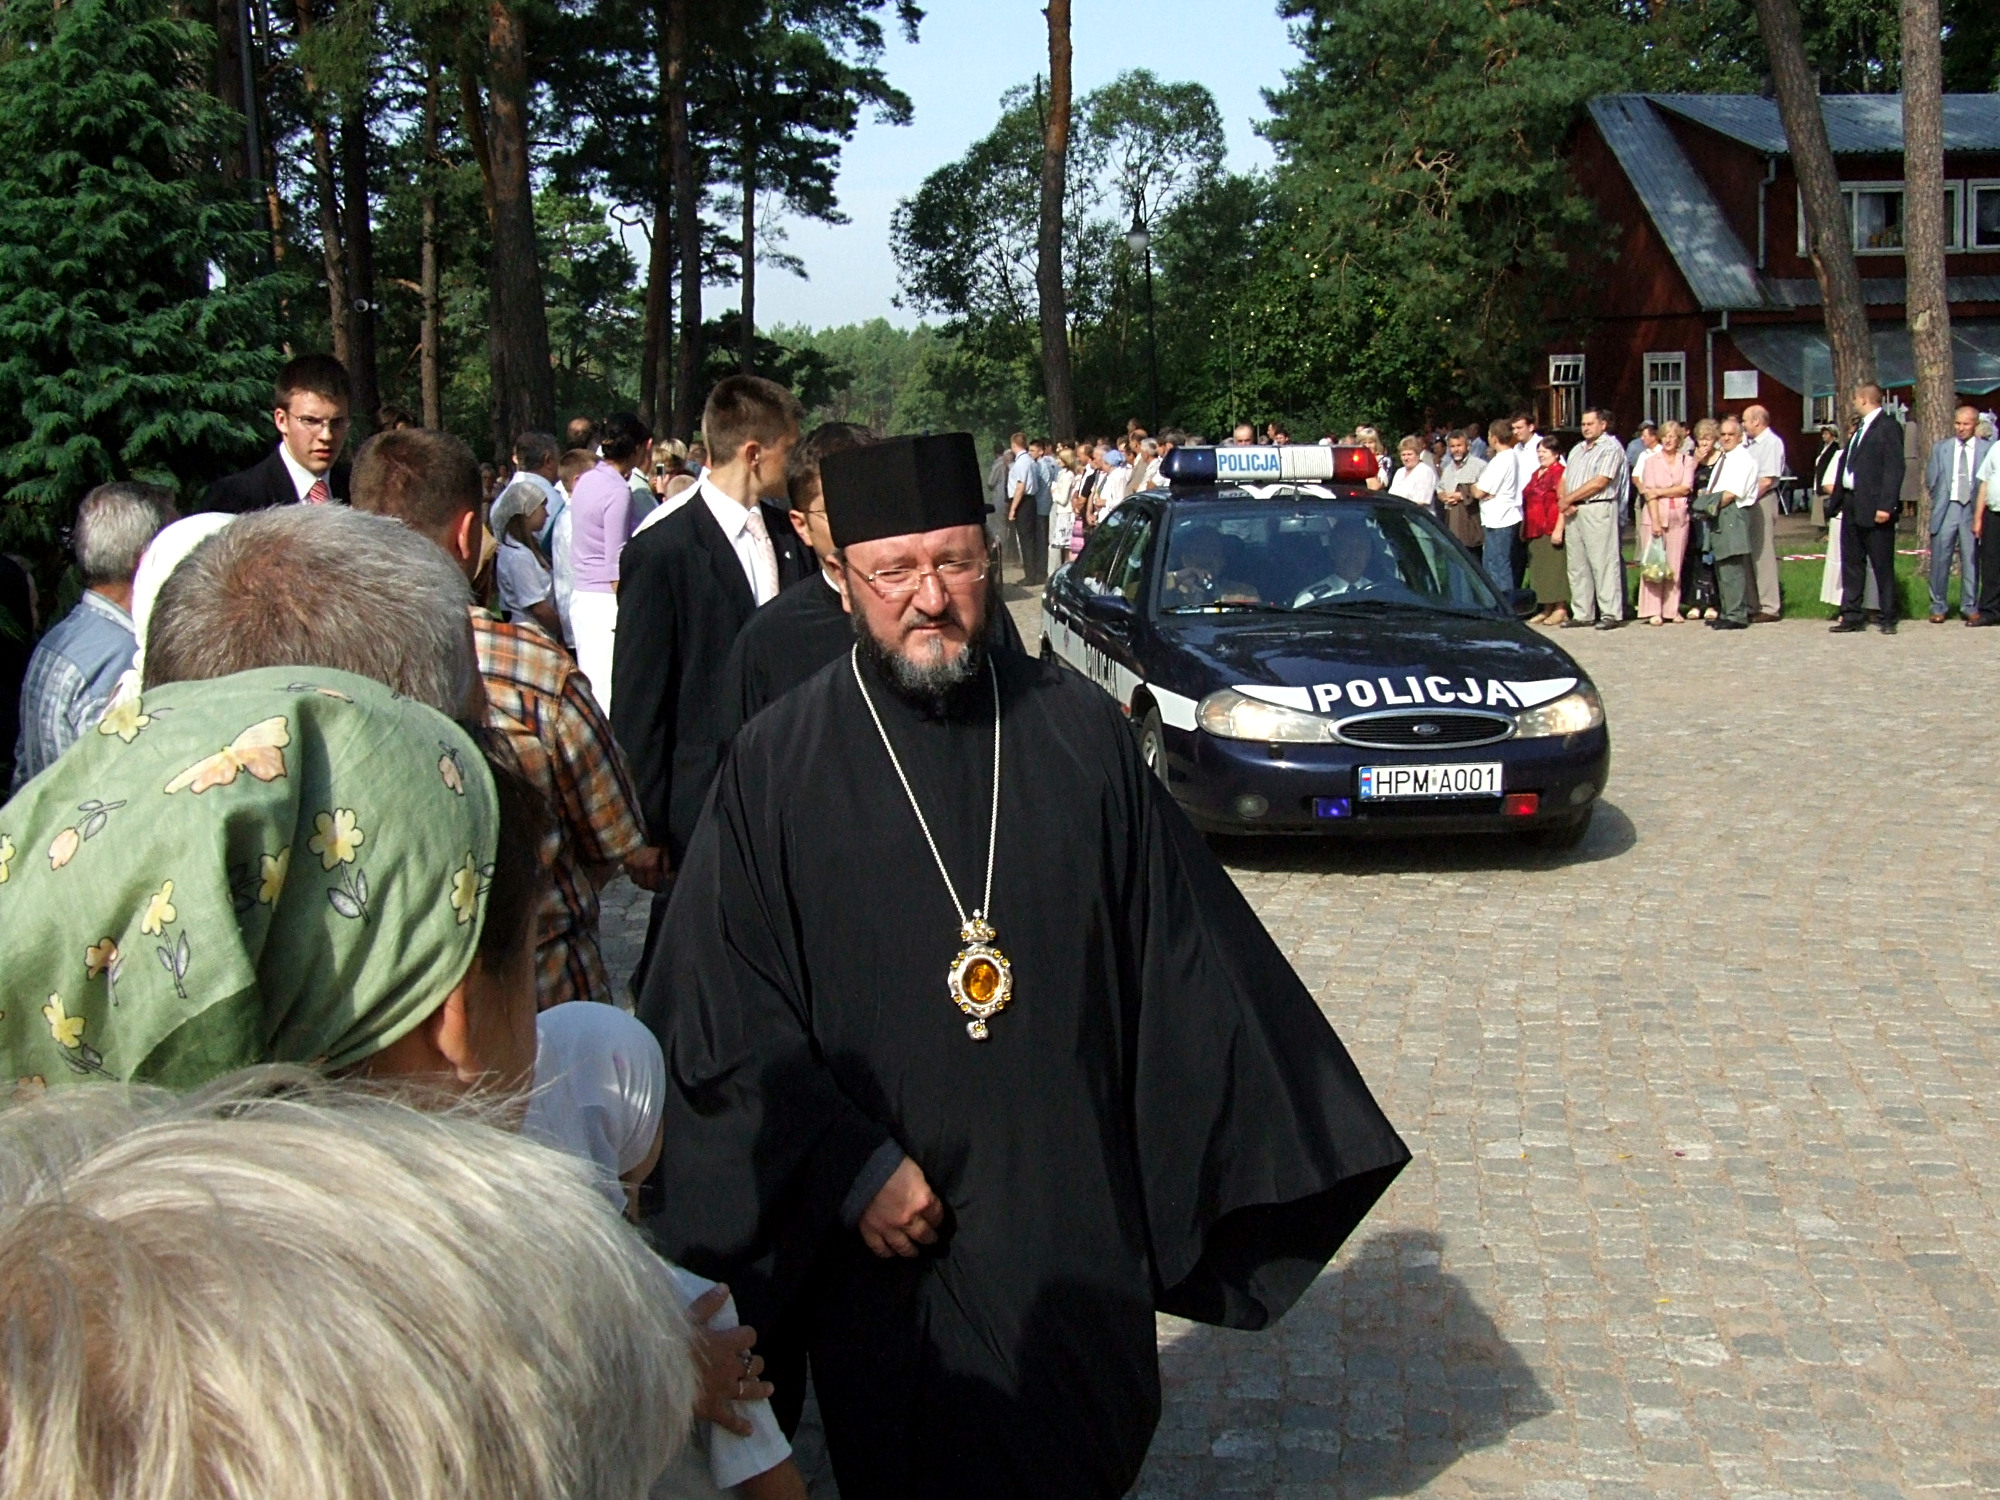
1521, 436, 1568, 625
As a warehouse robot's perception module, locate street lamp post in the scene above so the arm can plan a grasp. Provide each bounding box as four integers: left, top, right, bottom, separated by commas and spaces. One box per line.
1125, 214, 1159, 432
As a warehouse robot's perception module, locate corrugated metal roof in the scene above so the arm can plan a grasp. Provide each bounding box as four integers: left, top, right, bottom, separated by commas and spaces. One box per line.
1650, 93, 2000, 155
1730, 318, 2000, 396
1767, 275, 2000, 308
1587, 96, 1765, 312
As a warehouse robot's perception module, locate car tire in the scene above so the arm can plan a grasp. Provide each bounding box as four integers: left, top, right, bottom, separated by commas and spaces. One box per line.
1526, 806, 1592, 850
1137, 707, 1168, 785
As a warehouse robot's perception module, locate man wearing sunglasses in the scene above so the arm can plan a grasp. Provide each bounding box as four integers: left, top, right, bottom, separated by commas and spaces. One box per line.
203, 354, 353, 513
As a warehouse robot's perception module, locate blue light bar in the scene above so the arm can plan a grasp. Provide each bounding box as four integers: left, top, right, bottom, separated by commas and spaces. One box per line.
1313, 796, 1353, 819
1161, 445, 1367, 486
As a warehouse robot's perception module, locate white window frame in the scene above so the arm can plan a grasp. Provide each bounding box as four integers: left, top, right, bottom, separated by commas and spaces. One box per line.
1547, 355, 1584, 431
1970, 179, 2000, 251
1808, 392, 1837, 429
1798, 181, 1965, 256
1643, 352, 1686, 428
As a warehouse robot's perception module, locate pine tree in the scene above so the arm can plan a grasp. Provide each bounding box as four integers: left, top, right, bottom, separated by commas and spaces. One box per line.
0, 0, 286, 550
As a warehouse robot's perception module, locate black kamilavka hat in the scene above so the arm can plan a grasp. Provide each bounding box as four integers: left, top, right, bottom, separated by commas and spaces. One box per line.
821, 432, 987, 548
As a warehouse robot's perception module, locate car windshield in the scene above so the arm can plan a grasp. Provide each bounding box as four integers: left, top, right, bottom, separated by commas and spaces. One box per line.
1156, 497, 1502, 615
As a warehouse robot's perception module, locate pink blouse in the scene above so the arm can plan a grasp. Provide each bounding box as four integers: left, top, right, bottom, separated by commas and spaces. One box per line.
1638, 448, 1695, 521
1638, 448, 1695, 496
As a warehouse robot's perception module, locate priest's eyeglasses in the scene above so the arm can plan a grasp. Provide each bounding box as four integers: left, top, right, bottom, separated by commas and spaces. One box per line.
855, 557, 990, 598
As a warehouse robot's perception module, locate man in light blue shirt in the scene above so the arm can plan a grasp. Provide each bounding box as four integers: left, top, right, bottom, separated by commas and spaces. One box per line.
12, 482, 174, 791
1005, 431, 1051, 586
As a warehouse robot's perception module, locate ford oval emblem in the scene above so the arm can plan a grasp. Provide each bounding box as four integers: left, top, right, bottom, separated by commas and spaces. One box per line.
1412, 722, 1441, 738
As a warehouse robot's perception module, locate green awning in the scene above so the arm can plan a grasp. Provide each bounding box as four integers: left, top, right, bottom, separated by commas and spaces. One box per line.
1730, 319, 2000, 397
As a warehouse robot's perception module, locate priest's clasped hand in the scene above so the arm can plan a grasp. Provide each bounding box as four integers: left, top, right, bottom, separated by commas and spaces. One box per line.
860, 1155, 944, 1258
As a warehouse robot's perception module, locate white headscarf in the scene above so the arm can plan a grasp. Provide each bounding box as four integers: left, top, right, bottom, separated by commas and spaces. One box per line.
102, 511, 237, 717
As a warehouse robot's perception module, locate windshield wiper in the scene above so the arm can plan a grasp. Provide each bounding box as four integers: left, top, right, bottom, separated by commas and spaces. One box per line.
1292, 597, 1496, 620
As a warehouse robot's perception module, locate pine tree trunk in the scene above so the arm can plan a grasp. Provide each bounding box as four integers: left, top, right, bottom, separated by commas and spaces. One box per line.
1902, 0, 1951, 536
1753, 0, 1875, 400
1037, 0, 1075, 443
341, 103, 379, 428
668, 0, 702, 441
639, 0, 673, 429
484, 0, 556, 456
295, 0, 349, 367
213, 0, 248, 187
739, 134, 756, 375
420, 59, 442, 430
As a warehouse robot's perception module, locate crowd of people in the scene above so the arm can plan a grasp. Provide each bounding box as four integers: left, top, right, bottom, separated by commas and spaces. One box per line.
0, 356, 1407, 1498
991, 395, 1998, 636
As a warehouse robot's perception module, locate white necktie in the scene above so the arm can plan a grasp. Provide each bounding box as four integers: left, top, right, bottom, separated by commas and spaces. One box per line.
743, 504, 780, 605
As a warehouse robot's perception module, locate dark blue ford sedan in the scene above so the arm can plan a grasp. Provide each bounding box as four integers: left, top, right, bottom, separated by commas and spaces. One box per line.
1041, 447, 1611, 845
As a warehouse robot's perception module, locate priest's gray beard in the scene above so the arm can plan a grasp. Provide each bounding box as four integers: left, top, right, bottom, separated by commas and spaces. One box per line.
852, 593, 989, 721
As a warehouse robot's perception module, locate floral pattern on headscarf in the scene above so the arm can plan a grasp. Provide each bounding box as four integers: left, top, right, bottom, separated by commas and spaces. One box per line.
0, 668, 500, 1089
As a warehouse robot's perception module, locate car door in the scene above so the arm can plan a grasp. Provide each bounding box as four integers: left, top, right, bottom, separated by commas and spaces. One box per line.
1073, 503, 1159, 708
1045, 505, 1133, 674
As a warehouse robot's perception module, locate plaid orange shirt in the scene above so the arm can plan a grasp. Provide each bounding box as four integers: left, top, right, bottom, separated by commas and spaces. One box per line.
472, 611, 648, 1008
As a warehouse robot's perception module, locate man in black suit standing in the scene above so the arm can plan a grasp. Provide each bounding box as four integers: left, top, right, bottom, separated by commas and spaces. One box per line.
612, 374, 811, 970
1831, 382, 1906, 636
203, 354, 353, 513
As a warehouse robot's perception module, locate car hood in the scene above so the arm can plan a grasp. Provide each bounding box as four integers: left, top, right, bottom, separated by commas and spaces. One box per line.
1163, 610, 1589, 714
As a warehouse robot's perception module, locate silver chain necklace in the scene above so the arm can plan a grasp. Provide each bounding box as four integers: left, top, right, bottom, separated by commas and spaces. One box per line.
850, 647, 1015, 1040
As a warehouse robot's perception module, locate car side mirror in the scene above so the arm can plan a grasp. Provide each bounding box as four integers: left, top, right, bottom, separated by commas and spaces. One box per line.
1511, 588, 1539, 619
1082, 591, 1136, 624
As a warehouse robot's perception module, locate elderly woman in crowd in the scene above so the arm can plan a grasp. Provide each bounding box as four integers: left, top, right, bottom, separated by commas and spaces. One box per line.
1635, 418, 1695, 624
0, 1078, 696, 1500
0, 663, 801, 1496
1381, 434, 1439, 516
0, 669, 543, 1094
1521, 436, 1568, 625
1683, 418, 1722, 619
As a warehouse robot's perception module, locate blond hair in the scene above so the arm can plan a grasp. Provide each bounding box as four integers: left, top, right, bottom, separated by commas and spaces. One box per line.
0, 1072, 696, 1500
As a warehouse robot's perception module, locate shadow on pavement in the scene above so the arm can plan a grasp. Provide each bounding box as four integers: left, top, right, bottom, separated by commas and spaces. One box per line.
1139, 1229, 1552, 1497
1214, 798, 1636, 877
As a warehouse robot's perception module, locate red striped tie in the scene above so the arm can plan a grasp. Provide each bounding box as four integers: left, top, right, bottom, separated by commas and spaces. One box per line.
305, 478, 331, 505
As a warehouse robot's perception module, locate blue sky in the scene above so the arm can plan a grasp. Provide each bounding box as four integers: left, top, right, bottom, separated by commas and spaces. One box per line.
734, 0, 1302, 330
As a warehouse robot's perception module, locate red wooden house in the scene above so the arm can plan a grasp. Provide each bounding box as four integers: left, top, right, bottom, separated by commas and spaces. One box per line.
1548, 93, 2000, 465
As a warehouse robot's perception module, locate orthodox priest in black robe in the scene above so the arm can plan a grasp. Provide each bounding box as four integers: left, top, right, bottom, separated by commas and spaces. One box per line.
716, 422, 1025, 744
641, 432, 1407, 1500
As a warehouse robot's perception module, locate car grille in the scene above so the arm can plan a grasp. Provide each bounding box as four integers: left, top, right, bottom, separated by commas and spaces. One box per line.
1335, 709, 1514, 749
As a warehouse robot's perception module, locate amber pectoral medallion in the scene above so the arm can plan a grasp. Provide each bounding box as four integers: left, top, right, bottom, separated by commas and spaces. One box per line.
948, 914, 1013, 1040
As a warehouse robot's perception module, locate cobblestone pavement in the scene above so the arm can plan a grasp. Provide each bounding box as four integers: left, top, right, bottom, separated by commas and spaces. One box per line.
604, 603, 2000, 1500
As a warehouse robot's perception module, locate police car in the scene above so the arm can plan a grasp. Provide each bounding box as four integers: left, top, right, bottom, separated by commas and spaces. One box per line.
1042, 445, 1610, 845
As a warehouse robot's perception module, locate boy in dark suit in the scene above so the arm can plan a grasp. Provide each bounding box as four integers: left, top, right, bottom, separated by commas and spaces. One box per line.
1831, 382, 1906, 636
203, 354, 353, 513
612, 376, 812, 982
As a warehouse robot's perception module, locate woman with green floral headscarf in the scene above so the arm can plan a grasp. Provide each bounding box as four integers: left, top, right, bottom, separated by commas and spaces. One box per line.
0, 667, 546, 1096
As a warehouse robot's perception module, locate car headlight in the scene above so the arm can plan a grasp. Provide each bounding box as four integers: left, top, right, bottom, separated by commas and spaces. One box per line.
1197, 688, 1340, 743
1513, 683, 1604, 738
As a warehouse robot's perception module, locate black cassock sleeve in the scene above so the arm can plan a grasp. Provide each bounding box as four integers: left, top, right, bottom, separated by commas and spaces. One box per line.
1129, 764, 1409, 1330
636, 741, 893, 1321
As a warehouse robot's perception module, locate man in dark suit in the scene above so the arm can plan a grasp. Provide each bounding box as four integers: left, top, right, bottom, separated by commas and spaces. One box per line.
612, 375, 810, 970
203, 354, 353, 513
1831, 382, 1906, 636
